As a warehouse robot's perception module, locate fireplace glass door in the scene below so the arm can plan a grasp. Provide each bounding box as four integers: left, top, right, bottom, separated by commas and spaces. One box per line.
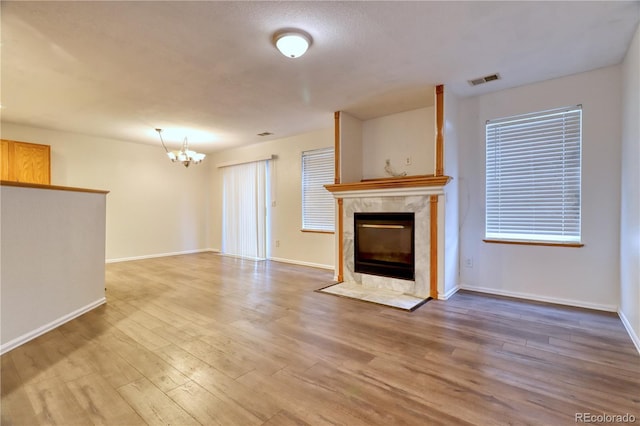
354, 212, 415, 280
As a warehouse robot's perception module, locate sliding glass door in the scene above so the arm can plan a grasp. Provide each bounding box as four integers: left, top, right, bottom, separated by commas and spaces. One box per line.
221, 160, 270, 260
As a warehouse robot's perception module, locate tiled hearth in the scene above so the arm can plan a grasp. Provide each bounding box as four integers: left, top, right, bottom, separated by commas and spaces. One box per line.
319, 282, 427, 310
324, 176, 450, 310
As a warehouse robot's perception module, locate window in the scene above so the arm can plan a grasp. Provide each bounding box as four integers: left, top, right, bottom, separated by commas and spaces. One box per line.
302, 147, 335, 232
485, 105, 582, 244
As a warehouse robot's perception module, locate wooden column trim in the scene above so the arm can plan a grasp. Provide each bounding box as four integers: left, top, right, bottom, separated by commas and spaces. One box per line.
335, 112, 343, 282
435, 85, 444, 177
337, 198, 344, 282
334, 111, 341, 184
429, 195, 438, 298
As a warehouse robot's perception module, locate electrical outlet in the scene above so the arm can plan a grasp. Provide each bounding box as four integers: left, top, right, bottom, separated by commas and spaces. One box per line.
464, 257, 473, 268
271, 200, 277, 207
405, 157, 412, 166
275, 240, 280, 248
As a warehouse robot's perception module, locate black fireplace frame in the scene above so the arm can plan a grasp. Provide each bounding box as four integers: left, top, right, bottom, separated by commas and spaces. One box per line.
354, 212, 415, 281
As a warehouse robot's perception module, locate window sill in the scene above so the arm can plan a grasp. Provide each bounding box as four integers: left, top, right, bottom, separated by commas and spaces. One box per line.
301, 229, 335, 235
483, 239, 584, 248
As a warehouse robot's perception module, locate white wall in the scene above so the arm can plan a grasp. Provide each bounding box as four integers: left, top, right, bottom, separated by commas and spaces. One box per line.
1, 185, 106, 353
362, 107, 435, 180
208, 128, 335, 269
1, 123, 210, 261
458, 66, 622, 311
442, 89, 460, 298
620, 24, 640, 350
339, 112, 363, 184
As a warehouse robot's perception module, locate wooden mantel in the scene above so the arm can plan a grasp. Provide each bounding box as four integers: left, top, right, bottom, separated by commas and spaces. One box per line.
325, 175, 451, 194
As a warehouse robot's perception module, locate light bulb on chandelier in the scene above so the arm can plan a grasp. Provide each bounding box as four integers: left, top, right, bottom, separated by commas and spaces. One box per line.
155, 128, 206, 167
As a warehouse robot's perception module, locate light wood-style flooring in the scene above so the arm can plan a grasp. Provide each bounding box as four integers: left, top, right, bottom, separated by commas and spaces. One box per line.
2, 252, 639, 425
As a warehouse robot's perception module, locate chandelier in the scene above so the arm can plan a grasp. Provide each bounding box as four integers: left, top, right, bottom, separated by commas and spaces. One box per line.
155, 128, 206, 167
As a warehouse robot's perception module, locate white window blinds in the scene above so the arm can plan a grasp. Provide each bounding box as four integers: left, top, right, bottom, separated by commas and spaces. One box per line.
486, 105, 582, 243
302, 147, 335, 232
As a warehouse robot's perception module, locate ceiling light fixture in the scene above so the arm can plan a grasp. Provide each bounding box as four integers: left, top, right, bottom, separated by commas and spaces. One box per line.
273, 29, 312, 58
155, 128, 206, 167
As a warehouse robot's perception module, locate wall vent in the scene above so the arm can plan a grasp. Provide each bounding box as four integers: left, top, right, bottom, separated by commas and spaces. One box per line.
468, 73, 501, 86
257, 132, 273, 137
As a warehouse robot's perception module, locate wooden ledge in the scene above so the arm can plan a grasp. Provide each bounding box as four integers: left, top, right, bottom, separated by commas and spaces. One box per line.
483, 239, 584, 248
1, 180, 110, 194
301, 229, 335, 234
325, 175, 451, 193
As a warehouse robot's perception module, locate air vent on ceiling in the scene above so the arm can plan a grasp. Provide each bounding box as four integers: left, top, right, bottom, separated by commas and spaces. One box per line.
468, 73, 501, 86
257, 132, 274, 137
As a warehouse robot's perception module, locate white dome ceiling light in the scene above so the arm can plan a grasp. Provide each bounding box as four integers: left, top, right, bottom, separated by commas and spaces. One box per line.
273, 29, 312, 58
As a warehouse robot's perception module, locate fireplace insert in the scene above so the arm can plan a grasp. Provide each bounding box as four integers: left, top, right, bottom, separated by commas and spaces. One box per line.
354, 212, 415, 280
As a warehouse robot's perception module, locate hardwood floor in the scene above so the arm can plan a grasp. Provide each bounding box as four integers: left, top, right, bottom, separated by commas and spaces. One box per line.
2, 252, 638, 425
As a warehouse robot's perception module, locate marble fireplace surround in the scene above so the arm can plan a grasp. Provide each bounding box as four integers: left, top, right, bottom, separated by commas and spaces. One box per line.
326, 176, 450, 300
344, 196, 429, 296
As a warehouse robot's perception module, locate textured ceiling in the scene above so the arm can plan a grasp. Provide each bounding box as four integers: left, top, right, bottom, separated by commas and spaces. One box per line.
1, 1, 638, 152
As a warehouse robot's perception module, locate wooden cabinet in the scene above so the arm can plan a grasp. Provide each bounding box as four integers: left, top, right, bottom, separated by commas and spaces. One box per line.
1, 140, 10, 181
0, 140, 51, 184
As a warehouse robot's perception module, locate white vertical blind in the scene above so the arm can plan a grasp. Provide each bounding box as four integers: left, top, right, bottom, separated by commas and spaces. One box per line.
222, 160, 269, 259
485, 105, 582, 243
302, 147, 335, 232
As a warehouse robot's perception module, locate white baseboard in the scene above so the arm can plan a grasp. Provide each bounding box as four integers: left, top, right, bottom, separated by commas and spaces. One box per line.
106, 248, 218, 263
438, 285, 460, 300
217, 253, 268, 261
268, 256, 334, 271
458, 284, 618, 312
618, 309, 640, 355
1, 297, 106, 355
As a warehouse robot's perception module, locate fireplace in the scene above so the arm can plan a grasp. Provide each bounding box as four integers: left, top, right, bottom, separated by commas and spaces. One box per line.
354, 212, 415, 281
